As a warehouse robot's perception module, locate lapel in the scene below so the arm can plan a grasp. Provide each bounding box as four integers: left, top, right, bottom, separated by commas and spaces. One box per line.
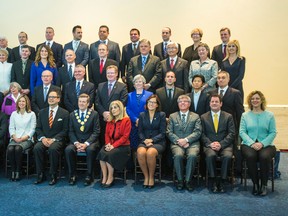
80, 80, 86, 94
142, 54, 151, 73
109, 81, 118, 98
137, 55, 142, 71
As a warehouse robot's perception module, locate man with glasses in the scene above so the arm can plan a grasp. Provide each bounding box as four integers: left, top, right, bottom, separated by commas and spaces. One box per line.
167, 95, 202, 191
33, 89, 69, 185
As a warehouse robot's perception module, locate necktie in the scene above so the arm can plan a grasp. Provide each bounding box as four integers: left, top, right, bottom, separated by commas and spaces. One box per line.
213, 113, 219, 133
164, 42, 167, 57
47, 42, 50, 48
80, 112, 85, 121
170, 59, 174, 69
133, 43, 137, 55
168, 88, 172, 100
49, 110, 54, 128
142, 56, 146, 71
73, 41, 79, 51
44, 86, 48, 101
76, 81, 81, 97
68, 65, 73, 80
181, 113, 186, 124
100, 59, 104, 74
22, 60, 26, 74
100, 40, 105, 44
220, 89, 224, 98
108, 83, 112, 96
223, 45, 227, 58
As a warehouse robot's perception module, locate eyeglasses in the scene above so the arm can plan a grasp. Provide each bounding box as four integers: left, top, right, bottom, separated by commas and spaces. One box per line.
148, 101, 157, 105
167, 47, 177, 50
178, 100, 190, 103
48, 96, 59, 99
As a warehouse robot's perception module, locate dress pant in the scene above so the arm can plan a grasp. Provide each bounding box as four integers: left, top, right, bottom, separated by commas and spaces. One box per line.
204, 146, 233, 179
65, 142, 99, 177
171, 144, 199, 182
241, 145, 276, 185
33, 141, 64, 175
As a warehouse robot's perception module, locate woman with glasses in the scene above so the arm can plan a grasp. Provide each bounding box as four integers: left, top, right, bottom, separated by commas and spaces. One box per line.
137, 94, 166, 188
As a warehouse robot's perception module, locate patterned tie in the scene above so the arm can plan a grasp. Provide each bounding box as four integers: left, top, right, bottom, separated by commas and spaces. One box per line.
47, 42, 50, 48
213, 113, 219, 133
22, 60, 26, 74
181, 113, 186, 125
76, 81, 81, 97
68, 65, 73, 81
81, 112, 85, 121
49, 110, 54, 128
223, 45, 227, 58
142, 56, 146, 71
164, 42, 167, 57
44, 86, 48, 101
170, 59, 174, 69
220, 89, 224, 98
133, 43, 137, 55
168, 88, 172, 100
108, 83, 112, 96
100, 59, 104, 74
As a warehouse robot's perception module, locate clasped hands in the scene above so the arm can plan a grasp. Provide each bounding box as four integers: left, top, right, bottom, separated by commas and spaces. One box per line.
42, 138, 55, 147
75, 143, 88, 152
143, 139, 153, 147
105, 143, 114, 152
251, 142, 263, 151
210, 142, 221, 151
177, 138, 189, 148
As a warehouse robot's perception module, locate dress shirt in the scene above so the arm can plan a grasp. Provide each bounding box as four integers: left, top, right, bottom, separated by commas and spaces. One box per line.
72, 40, 80, 51
0, 61, 12, 92
108, 80, 116, 90
46, 41, 54, 47
211, 110, 221, 122
166, 87, 174, 99
75, 79, 84, 89
193, 90, 201, 111
99, 39, 108, 45
100, 58, 107, 66
218, 86, 229, 96
48, 105, 59, 120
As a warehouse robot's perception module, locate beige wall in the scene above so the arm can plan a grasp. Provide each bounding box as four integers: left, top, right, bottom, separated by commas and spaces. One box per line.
2, 0, 288, 105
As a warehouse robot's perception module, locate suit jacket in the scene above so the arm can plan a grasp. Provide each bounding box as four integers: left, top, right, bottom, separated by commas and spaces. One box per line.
6, 47, 12, 63
211, 44, 224, 70
36, 106, 69, 141
138, 111, 166, 146
69, 109, 100, 145
95, 81, 128, 116
156, 86, 184, 118
167, 111, 202, 147
36, 42, 63, 68
210, 87, 244, 130
187, 91, 210, 116
153, 42, 182, 61
120, 42, 141, 78
11, 45, 36, 62
88, 58, 118, 89
0, 111, 7, 142
10, 59, 33, 90
89, 40, 121, 63
56, 65, 76, 90
161, 57, 189, 92
63, 41, 89, 67
127, 54, 162, 92
32, 85, 61, 116
201, 111, 235, 150
64, 80, 95, 113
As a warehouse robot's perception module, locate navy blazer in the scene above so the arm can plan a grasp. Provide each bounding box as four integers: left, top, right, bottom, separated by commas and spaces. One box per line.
63, 41, 89, 67
56, 65, 76, 90
36, 42, 63, 68
187, 91, 210, 116
89, 40, 121, 63
211, 44, 224, 70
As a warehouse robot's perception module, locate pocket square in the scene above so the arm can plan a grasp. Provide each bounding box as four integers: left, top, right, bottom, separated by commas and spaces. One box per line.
57, 118, 63, 121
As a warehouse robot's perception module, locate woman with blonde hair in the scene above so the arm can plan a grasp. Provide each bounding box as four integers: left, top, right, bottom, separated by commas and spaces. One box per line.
97, 100, 131, 188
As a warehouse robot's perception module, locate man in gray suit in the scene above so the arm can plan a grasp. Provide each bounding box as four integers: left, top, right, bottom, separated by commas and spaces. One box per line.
160, 42, 189, 92
63, 25, 89, 67
89, 25, 121, 64
127, 39, 162, 93
167, 94, 202, 191
201, 94, 235, 193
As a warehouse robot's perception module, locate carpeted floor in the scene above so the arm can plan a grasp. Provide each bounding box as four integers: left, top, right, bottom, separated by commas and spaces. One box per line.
0, 153, 287, 216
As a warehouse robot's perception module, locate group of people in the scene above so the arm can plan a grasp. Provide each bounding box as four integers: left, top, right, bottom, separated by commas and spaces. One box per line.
0, 25, 276, 196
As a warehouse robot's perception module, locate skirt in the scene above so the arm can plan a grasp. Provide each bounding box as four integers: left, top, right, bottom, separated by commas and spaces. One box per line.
8, 140, 33, 151
97, 145, 131, 170
138, 143, 165, 154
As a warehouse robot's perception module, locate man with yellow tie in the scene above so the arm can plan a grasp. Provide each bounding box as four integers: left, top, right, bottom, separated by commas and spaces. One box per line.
200, 94, 235, 193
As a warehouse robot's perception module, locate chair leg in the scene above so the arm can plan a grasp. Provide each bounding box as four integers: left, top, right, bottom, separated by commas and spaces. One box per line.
272, 158, 275, 192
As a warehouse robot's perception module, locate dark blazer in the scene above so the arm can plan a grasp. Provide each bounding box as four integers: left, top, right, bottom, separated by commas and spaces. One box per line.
89, 40, 121, 63
63, 41, 89, 67
211, 44, 224, 70
187, 91, 210, 116
127, 54, 162, 93
95, 81, 128, 116
0, 111, 7, 146
201, 111, 235, 149
88, 58, 118, 89
6, 47, 12, 63
10, 45, 36, 62
120, 42, 140, 78
160, 57, 189, 92
156, 86, 184, 118
31, 85, 61, 116
56, 65, 76, 91
210, 87, 244, 130
10, 59, 33, 90
153, 42, 182, 61
138, 111, 166, 146
69, 109, 100, 146
64, 80, 95, 113
36, 106, 69, 141
36, 42, 63, 68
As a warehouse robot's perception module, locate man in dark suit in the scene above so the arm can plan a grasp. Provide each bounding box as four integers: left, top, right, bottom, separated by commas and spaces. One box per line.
0, 35, 12, 63
89, 25, 121, 64
127, 39, 162, 93
11, 45, 33, 96
64, 65, 94, 113
201, 94, 235, 193
211, 27, 231, 70
120, 28, 141, 81
160, 42, 189, 92
95, 65, 128, 144
153, 27, 182, 61
36, 27, 63, 68
32, 70, 61, 116
63, 25, 89, 67
65, 93, 100, 186
10, 32, 35, 62
167, 95, 202, 191
33, 89, 69, 185
88, 43, 118, 89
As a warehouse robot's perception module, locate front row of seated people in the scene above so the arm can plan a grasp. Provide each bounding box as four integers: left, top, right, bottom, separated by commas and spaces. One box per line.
4, 87, 276, 196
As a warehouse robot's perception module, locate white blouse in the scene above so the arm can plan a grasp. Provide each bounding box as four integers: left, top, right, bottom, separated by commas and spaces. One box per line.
0, 61, 12, 93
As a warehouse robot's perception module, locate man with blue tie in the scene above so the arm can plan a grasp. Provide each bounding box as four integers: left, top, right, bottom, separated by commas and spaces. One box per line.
64, 65, 94, 113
